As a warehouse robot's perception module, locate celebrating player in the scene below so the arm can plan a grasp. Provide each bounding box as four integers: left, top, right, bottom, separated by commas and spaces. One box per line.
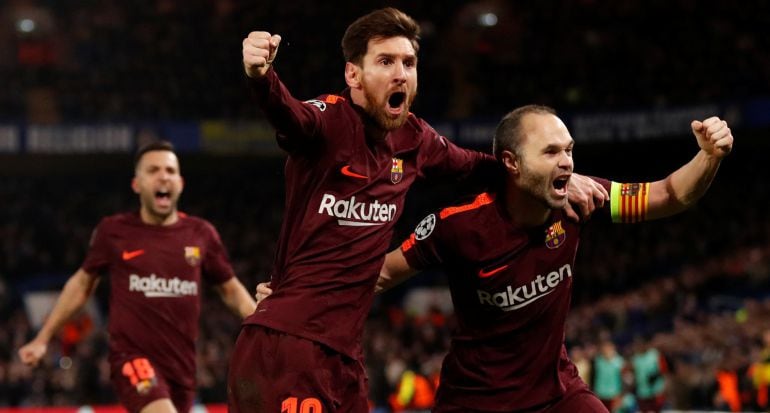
18, 140, 256, 413
376, 105, 733, 412
233, 8, 607, 412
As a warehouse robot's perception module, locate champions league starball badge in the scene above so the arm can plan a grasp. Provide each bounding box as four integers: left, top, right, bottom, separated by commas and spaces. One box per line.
415, 214, 436, 240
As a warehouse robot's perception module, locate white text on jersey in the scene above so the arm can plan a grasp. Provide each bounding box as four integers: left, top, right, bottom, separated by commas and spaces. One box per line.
129, 274, 198, 297
477, 264, 572, 311
318, 193, 397, 226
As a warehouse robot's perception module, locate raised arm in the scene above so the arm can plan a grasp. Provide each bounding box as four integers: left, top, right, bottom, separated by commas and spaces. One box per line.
214, 277, 257, 319
242, 31, 323, 146
376, 248, 420, 294
645, 116, 733, 219
18, 268, 100, 367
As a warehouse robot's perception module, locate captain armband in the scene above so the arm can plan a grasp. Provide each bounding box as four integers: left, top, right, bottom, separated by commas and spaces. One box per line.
610, 182, 651, 223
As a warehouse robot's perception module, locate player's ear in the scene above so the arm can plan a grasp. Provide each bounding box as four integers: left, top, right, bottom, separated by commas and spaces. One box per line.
501, 150, 520, 176
131, 177, 140, 194
345, 62, 362, 89
179, 175, 185, 193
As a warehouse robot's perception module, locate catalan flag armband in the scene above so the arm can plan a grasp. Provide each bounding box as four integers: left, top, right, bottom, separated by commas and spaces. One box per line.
610, 182, 650, 223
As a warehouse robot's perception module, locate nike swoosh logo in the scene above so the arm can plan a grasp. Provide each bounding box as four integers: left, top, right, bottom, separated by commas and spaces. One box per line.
340, 165, 368, 179
122, 249, 145, 261
478, 264, 508, 278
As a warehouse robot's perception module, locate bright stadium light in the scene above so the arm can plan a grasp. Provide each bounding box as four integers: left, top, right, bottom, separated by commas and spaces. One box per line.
478, 12, 498, 27
16, 18, 36, 33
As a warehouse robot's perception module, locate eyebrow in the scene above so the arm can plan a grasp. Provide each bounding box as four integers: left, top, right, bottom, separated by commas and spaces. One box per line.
376, 52, 417, 61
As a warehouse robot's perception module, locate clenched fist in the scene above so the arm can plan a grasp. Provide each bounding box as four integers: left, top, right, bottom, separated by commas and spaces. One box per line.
691, 117, 733, 159
242, 31, 281, 78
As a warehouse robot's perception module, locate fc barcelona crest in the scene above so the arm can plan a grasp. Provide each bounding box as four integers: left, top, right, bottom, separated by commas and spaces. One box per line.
184, 246, 201, 266
391, 158, 404, 184
545, 221, 566, 249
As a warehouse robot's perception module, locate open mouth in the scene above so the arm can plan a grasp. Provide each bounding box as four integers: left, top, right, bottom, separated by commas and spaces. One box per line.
155, 190, 172, 207
388, 92, 406, 110
553, 176, 570, 194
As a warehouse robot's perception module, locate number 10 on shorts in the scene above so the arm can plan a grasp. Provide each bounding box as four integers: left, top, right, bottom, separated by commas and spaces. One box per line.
282, 397, 322, 413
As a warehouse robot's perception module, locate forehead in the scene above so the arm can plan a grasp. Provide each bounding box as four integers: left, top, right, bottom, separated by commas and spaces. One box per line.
137, 150, 179, 169
519, 113, 572, 149
364, 36, 416, 59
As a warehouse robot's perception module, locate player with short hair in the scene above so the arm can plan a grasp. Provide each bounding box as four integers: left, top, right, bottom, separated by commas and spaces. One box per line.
234, 9, 607, 412
376, 105, 733, 412
18, 140, 256, 413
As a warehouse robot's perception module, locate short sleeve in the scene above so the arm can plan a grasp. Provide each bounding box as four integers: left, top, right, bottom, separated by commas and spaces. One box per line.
81, 220, 111, 275
201, 222, 236, 285
399, 212, 445, 270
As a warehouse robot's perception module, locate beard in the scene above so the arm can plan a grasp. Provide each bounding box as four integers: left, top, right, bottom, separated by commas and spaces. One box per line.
518, 160, 567, 210
361, 81, 416, 131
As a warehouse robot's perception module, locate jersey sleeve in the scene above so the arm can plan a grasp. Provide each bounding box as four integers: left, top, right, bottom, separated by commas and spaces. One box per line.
416, 120, 497, 181
80, 220, 111, 276
399, 213, 446, 271
248, 68, 325, 151
201, 221, 236, 285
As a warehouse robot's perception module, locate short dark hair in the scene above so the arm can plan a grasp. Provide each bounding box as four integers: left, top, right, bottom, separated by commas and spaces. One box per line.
341, 7, 420, 65
493, 105, 557, 160
134, 140, 175, 170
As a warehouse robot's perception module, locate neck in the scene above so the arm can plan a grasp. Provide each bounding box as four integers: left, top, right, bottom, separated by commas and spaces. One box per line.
140, 208, 178, 226
503, 177, 551, 228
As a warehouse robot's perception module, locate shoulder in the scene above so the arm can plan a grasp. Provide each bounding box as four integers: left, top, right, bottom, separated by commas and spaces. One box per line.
303, 94, 352, 117
437, 192, 497, 222
421, 192, 497, 236
178, 213, 222, 238
97, 212, 136, 230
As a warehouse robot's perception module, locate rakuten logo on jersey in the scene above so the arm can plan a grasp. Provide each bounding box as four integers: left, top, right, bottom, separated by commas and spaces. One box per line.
318, 193, 397, 226
477, 264, 572, 311
129, 274, 198, 298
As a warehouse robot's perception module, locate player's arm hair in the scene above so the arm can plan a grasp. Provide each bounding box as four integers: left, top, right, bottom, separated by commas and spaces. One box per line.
214, 277, 257, 318
33, 268, 100, 344
376, 249, 419, 294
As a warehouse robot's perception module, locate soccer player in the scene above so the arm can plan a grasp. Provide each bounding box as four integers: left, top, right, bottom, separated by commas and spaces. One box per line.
234, 8, 607, 412
18, 140, 256, 413
376, 105, 733, 412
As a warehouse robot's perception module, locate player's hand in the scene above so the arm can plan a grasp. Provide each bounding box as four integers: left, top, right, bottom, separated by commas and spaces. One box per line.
564, 173, 609, 222
18, 340, 47, 367
243, 31, 281, 78
691, 117, 733, 159
254, 282, 273, 308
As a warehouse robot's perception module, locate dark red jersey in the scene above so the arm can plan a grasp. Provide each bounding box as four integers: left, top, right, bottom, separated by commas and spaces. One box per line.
401, 178, 613, 411
82, 212, 234, 389
244, 69, 494, 358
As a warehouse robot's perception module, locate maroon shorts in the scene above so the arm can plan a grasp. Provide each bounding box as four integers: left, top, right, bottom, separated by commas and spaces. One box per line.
228, 325, 368, 413
110, 354, 194, 413
434, 379, 608, 413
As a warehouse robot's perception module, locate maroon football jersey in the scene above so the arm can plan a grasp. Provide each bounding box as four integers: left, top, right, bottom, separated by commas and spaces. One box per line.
82, 212, 234, 389
401, 179, 612, 411
244, 69, 494, 358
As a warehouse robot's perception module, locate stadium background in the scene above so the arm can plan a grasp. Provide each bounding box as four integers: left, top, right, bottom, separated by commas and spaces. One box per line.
1, 0, 769, 411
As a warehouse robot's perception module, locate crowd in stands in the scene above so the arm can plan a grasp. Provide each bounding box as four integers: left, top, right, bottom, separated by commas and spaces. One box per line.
1, 0, 769, 122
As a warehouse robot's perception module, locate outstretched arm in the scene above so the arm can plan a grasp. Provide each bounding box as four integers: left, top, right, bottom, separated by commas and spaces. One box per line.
646, 116, 733, 219
376, 249, 420, 294
18, 268, 99, 367
214, 277, 257, 319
